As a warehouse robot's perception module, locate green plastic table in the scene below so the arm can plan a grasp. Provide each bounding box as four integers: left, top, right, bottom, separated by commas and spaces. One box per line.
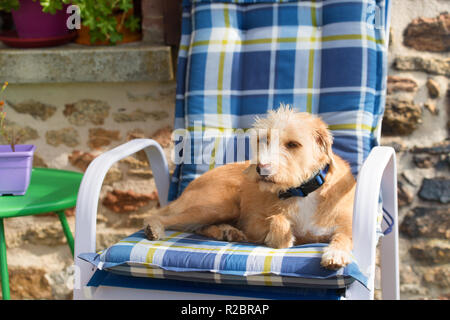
0, 168, 83, 300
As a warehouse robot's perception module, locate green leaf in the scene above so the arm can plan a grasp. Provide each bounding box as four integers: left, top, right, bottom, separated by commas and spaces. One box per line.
0, 0, 20, 12
27, 0, 140, 45
125, 16, 140, 32
118, 0, 133, 12
109, 31, 123, 44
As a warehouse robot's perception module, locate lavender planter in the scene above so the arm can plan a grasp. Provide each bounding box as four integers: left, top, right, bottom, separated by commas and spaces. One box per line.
11, 0, 70, 38
0, 145, 35, 196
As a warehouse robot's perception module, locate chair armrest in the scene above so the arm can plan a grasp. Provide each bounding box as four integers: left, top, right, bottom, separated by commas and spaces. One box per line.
346, 146, 399, 300
73, 138, 170, 299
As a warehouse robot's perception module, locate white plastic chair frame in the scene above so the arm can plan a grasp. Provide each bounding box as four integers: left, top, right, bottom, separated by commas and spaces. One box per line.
73, 139, 399, 300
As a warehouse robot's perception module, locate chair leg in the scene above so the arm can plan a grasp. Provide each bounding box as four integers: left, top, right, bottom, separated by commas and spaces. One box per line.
380, 221, 400, 299
56, 211, 74, 257
379, 155, 400, 300
0, 218, 11, 300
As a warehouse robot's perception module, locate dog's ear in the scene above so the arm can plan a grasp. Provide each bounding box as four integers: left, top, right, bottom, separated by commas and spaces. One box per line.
314, 121, 335, 166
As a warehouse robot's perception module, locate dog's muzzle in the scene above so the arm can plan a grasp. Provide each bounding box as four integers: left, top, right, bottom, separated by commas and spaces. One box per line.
256, 163, 271, 176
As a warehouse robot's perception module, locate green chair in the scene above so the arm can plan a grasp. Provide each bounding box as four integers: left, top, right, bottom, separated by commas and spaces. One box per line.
0, 168, 83, 300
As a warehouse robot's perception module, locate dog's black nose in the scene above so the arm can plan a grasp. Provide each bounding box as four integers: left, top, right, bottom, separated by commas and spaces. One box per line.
256, 164, 271, 176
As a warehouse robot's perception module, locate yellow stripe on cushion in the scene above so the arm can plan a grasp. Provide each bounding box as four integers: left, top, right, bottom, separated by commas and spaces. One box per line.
145, 231, 184, 277
328, 123, 377, 132
190, 34, 383, 48
186, 124, 378, 133
263, 250, 276, 286
120, 239, 322, 255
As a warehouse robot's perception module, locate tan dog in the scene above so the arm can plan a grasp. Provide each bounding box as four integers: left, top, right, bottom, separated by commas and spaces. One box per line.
144, 106, 356, 269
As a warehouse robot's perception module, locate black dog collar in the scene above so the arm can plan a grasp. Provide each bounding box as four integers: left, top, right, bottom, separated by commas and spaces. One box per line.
278, 164, 330, 199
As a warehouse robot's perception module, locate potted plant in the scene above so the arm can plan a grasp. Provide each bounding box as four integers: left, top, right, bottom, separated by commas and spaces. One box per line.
0, 0, 71, 38
72, 0, 141, 45
0, 0, 141, 45
0, 82, 35, 196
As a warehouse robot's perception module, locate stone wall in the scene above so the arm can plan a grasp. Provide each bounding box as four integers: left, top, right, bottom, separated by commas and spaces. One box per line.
380, 0, 449, 300
0, 81, 175, 299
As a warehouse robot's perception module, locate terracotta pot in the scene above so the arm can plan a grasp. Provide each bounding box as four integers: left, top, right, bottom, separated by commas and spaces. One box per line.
75, 10, 141, 45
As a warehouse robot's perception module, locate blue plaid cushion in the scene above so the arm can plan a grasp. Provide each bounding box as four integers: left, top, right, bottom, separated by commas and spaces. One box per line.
79, 230, 368, 290
169, 0, 389, 201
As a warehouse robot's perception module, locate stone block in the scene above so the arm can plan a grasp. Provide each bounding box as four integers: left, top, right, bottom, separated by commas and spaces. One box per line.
393, 56, 450, 77
412, 140, 450, 155
426, 78, 441, 98
0, 119, 38, 145
113, 108, 169, 123
68, 150, 96, 171
400, 206, 450, 239
403, 13, 450, 52
387, 76, 418, 94
64, 99, 110, 126
6, 267, 52, 300
398, 181, 414, 207
418, 178, 450, 204
102, 189, 158, 213
88, 128, 121, 150
45, 127, 80, 148
422, 266, 450, 288
382, 97, 422, 135
410, 239, 450, 264
7, 99, 56, 121
0, 44, 173, 83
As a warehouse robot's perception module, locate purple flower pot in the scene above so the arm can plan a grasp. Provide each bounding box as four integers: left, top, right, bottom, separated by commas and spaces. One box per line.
0, 144, 35, 196
11, 0, 70, 39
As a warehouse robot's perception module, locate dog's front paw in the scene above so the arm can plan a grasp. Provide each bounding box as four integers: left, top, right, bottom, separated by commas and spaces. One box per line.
264, 232, 294, 249
144, 219, 165, 241
223, 227, 248, 242
321, 246, 352, 270
264, 214, 294, 249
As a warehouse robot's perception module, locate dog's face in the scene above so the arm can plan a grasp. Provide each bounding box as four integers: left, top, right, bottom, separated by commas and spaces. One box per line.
248, 106, 334, 193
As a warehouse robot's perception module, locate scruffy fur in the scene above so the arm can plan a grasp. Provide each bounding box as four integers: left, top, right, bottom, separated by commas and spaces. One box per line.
144, 107, 356, 269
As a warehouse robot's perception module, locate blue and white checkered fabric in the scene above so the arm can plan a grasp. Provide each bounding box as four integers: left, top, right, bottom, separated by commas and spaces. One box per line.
169, 0, 388, 201
79, 230, 368, 290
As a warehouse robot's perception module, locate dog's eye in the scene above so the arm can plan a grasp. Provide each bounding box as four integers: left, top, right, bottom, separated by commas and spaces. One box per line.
286, 141, 301, 149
